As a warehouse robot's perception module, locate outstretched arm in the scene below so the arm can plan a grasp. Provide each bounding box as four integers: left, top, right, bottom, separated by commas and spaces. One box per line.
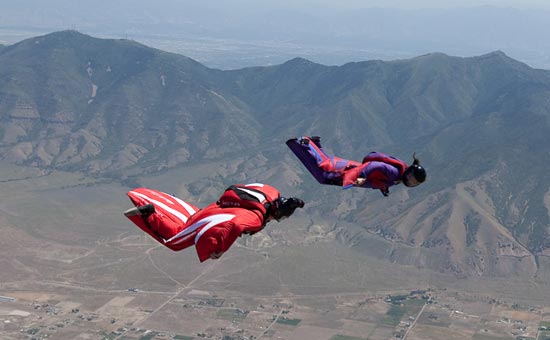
342, 166, 363, 188
342, 162, 397, 195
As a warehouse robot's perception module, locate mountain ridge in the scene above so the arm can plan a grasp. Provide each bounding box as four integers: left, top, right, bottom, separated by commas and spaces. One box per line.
2, 30, 550, 278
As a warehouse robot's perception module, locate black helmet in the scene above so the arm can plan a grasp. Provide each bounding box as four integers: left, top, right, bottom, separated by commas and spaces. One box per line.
270, 197, 305, 221
402, 153, 426, 187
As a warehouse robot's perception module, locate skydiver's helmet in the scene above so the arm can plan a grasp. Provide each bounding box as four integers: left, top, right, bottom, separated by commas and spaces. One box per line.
402, 153, 427, 187
269, 197, 305, 221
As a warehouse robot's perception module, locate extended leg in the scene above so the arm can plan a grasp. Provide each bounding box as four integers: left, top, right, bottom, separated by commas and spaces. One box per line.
286, 136, 348, 185
125, 188, 200, 251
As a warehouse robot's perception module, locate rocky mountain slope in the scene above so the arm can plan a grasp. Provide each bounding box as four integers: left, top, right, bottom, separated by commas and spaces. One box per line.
2, 31, 550, 278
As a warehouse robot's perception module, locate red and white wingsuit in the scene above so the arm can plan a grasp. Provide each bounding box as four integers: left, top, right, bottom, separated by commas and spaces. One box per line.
125, 183, 281, 262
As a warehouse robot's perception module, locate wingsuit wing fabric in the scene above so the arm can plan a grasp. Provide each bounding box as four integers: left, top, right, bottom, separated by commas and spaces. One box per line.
190, 205, 264, 262
126, 188, 200, 251
287, 136, 408, 193
286, 137, 360, 186
286, 138, 330, 184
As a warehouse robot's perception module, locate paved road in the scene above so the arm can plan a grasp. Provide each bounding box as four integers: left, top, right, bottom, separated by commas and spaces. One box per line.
402, 302, 427, 340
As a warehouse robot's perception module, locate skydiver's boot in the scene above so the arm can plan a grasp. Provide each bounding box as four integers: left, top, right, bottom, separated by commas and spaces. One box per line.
297, 136, 322, 148
310, 136, 322, 148
124, 204, 155, 218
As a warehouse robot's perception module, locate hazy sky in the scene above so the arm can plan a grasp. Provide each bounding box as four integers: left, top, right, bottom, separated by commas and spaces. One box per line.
368, 0, 548, 8
213, 0, 550, 9
1, 0, 550, 69
1, 0, 550, 12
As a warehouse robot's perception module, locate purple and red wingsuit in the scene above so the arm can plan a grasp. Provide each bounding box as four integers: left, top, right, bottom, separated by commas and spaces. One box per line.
286, 136, 408, 196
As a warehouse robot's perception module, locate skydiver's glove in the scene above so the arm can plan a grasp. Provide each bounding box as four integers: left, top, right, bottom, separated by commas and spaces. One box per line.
380, 188, 389, 197
354, 177, 367, 186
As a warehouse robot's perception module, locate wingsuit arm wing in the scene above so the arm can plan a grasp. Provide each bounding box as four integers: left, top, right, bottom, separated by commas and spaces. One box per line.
342, 166, 363, 189
342, 162, 394, 196
240, 212, 266, 235
196, 236, 222, 262
195, 211, 265, 262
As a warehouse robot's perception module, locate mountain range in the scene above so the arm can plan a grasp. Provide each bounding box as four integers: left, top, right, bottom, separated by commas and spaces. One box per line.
2, 30, 550, 281
2, 3, 550, 70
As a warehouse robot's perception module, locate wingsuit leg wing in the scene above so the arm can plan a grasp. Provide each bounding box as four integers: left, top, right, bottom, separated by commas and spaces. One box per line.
125, 188, 200, 251
286, 137, 332, 184
286, 137, 360, 186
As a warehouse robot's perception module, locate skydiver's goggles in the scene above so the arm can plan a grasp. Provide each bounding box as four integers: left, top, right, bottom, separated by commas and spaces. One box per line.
270, 197, 305, 221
